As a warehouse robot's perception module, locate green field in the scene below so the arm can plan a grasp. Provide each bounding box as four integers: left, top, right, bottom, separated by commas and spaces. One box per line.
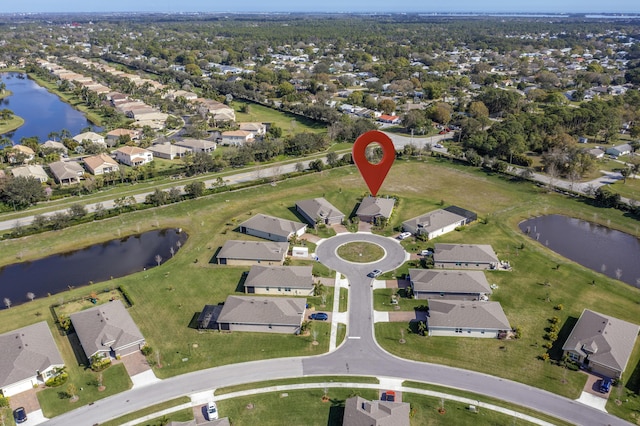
0, 114, 24, 134
232, 100, 327, 135
1, 158, 640, 422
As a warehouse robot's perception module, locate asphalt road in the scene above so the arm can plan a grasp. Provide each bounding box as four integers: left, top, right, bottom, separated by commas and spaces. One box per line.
42, 233, 630, 426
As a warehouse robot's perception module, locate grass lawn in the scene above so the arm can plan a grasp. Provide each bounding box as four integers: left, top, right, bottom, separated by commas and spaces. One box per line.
133, 408, 193, 426
231, 100, 327, 136
37, 363, 132, 418
373, 288, 428, 312
215, 376, 379, 395
1, 159, 640, 421
609, 177, 640, 201
0, 115, 24, 134
218, 388, 378, 426
336, 242, 384, 262
339, 288, 348, 312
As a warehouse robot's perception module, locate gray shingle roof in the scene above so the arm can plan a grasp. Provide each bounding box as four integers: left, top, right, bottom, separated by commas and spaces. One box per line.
409, 269, 492, 295
342, 396, 410, 426
245, 265, 313, 290
0, 321, 64, 388
70, 300, 145, 358
402, 209, 466, 234
217, 296, 306, 326
239, 214, 306, 240
356, 196, 395, 219
49, 161, 84, 181
174, 138, 217, 150
428, 300, 511, 330
295, 198, 345, 224
218, 240, 289, 262
433, 243, 499, 264
562, 309, 639, 373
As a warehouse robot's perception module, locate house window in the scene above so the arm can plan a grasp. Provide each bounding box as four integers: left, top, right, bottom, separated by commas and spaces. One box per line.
285, 288, 291, 292
265, 287, 269, 291
455, 328, 462, 333
440, 292, 445, 297
277, 287, 281, 292
568, 352, 580, 362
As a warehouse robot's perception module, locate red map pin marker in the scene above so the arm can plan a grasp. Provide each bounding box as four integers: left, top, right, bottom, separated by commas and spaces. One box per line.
352, 130, 395, 197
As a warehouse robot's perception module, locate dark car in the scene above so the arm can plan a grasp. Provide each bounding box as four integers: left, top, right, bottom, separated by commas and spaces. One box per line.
309, 312, 328, 321
599, 377, 612, 393
382, 391, 396, 402
13, 407, 27, 424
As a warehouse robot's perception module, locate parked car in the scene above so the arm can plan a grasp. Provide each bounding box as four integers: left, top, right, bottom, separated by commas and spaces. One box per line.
599, 377, 612, 393
398, 232, 412, 240
434, 143, 444, 149
368, 269, 382, 278
309, 312, 329, 321
382, 390, 396, 402
13, 407, 27, 424
420, 249, 433, 256
206, 401, 218, 420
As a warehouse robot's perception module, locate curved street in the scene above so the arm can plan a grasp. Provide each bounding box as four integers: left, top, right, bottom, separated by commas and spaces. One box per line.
42, 233, 630, 426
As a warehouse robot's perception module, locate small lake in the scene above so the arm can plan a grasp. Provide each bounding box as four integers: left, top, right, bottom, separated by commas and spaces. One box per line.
519, 215, 640, 288
1, 72, 102, 143
0, 229, 187, 307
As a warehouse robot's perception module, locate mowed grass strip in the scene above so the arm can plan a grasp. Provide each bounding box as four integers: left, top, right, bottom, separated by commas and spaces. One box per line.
215, 376, 379, 395
99, 397, 191, 426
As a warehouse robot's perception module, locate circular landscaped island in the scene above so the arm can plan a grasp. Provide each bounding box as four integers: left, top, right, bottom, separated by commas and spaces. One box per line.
336, 241, 385, 263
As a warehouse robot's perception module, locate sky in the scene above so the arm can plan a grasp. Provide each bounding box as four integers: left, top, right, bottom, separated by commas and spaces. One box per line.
3, 0, 639, 14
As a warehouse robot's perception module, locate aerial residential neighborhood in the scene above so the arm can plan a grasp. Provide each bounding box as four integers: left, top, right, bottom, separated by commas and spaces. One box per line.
0, 6, 639, 426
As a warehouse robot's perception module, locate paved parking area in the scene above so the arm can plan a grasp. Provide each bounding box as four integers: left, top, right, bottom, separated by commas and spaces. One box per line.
9, 388, 41, 414
120, 351, 152, 376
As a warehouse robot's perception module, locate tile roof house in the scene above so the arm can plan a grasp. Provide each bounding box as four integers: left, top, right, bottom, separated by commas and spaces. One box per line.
433, 243, 499, 270
175, 138, 217, 153
356, 196, 395, 224
244, 265, 314, 296
238, 122, 267, 135
70, 300, 146, 360
342, 396, 410, 426
295, 197, 345, 226
106, 128, 141, 146
402, 209, 468, 239
409, 269, 492, 300
41, 140, 68, 154
148, 142, 191, 160
220, 130, 254, 146
238, 214, 307, 242
11, 164, 49, 183
562, 309, 639, 379
49, 161, 85, 185
73, 131, 106, 147
84, 153, 120, 175
215, 295, 307, 334
114, 146, 154, 167
0, 321, 65, 397
217, 240, 289, 266
8, 144, 35, 163
427, 300, 511, 338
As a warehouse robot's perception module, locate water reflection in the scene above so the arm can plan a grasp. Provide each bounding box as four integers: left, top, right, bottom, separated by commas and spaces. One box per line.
519, 215, 640, 288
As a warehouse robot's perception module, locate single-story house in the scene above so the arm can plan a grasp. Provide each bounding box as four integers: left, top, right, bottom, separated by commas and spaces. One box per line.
433, 243, 499, 270
587, 148, 605, 159
409, 269, 492, 300
605, 143, 633, 157
73, 131, 106, 147
377, 114, 402, 124
84, 153, 120, 175
70, 300, 146, 360
295, 197, 345, 226
562, 309, 639, 379
106, 128, 141, 146
49, 160, 85, 185
342, 396, 410, 426
175, 138, 217, 153
356, 196, 395, 224
402, 206, 475, 239
238, 122, 267, 135
244, 265, 314, 296
215, 295, 307, 334
220, 130, 254, 146
217, 240, 289, 266
148, 142, 191, 160
8, 144, 35, 163
194, 99, 236, 122
41, 140, 68, 154
427, 300, 511, 338
11, 164, 49, 183
114, 146, 154, 167
0, 321, 65, 397
238, 214, 307, 242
